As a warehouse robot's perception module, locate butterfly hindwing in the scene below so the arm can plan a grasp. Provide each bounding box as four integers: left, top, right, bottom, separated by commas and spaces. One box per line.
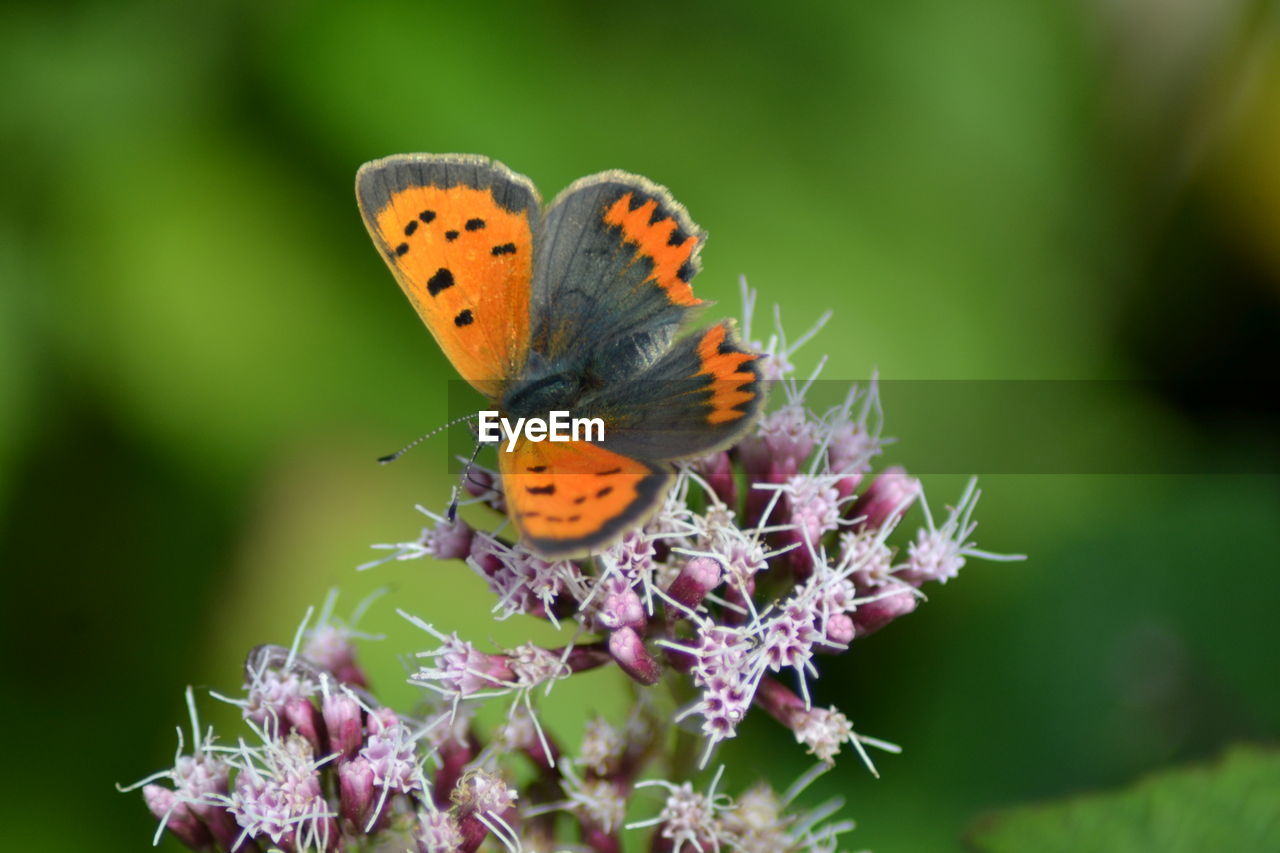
530, 172, 706, 376
356, 154, 540, 398
585, 321, 763, 461
498, 437, 672, 558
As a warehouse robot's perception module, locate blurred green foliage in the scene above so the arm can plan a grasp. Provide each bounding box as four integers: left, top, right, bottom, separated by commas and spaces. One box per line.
2, 0, 1277, 850
969, 746, 1280, 851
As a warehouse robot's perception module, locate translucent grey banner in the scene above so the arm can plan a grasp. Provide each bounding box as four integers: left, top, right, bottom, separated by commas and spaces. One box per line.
435, 379, 1279, 475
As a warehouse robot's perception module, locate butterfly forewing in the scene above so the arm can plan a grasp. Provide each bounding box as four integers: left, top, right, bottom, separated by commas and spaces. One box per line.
356, 155, 540, 399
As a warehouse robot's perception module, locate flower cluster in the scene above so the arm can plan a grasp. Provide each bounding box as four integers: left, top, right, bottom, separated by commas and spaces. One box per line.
128, 281, 1020, 851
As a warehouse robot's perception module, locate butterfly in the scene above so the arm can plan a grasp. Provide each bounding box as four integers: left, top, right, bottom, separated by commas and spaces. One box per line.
356, 154, 762, 558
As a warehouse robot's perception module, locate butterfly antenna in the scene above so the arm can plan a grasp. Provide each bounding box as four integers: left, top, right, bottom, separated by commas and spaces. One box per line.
447, 439, 487, 521
377, 413, 478, 465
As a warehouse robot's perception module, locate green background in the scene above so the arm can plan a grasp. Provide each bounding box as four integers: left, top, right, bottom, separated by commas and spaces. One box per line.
3, 0, 1278, 850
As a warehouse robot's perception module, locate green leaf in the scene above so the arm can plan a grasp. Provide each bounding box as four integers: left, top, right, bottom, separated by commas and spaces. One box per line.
968, 746, 1280, 852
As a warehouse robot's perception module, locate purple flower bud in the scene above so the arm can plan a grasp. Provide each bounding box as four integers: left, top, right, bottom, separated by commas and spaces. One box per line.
283, 696, 324, 753
417, 808, 464, 852
463, 466, 506, 514
168, 753, 241, 851
782, 474, 841, 578
827, 418, 876, 499
434, 736, 475, 810
753, 675, 805, 728
666, 557, 722, 611
304, 624, 369, 688
360, 717, 421, 798
850, 466, 919, 531
596, 578, 646, 632
834, 470, 863, 501
738, 405, 816, 485
562, 641, 613, 674
467, 533, 504, 577
851, 586, 918, 636
453, 770, 519, 853
693, 451, 737, 507
367, 706, 399, 733
902, 526, 966, 584
339, 756, 376, 827
824, 612, 855, 646
321, 690, 364, 761
143, 785, 213, 851
426, 514, 474, 561
608, 627, 661, 685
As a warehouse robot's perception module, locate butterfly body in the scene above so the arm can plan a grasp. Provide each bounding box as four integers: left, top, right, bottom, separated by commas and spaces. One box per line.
357, 154, 762, 557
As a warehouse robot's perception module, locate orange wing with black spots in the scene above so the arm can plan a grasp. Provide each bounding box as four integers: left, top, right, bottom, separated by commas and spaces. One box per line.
499, 438, 671, 558
356, 155, 540, 398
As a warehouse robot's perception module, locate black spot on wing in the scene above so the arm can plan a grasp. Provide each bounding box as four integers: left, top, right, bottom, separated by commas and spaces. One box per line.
491, 243, 517, 256
427, 268, 454, 296
454, 309, 474, 327
527, 484, 556, 495
395, 242, 410, 256
445, 230, 460, 241
465, 218, 486, 231
419, 210, 436, 223
404, 220, 418, 236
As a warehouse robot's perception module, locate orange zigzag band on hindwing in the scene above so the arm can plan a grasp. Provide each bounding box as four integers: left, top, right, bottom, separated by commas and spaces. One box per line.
603, 193, 702, 307
696, 324, 758, 424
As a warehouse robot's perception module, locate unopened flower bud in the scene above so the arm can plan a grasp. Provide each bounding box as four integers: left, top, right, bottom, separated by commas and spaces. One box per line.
426, 514, 474, 560
666, 557, 722, 610
453, 770, 519, 853
828, 418, 876, 499
143, 785, 212, 851
608, 627, 661, 685
850, 466, 919, 531
367, 706, 399, 734
467, 534, 504, 577
851, 587, 918, 636
463, 466, 506, 514
304, 624, 369, 688
322, 689, 364, 761
339, 756, 376, 827
694, 451, 737, 507
599, 586, 646, 631
824, 612, 855, 645
738, 405, 815, 485
283, 696, 324, 753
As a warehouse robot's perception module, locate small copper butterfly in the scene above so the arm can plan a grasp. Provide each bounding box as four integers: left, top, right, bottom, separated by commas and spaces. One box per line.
356, 154, 762, 557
